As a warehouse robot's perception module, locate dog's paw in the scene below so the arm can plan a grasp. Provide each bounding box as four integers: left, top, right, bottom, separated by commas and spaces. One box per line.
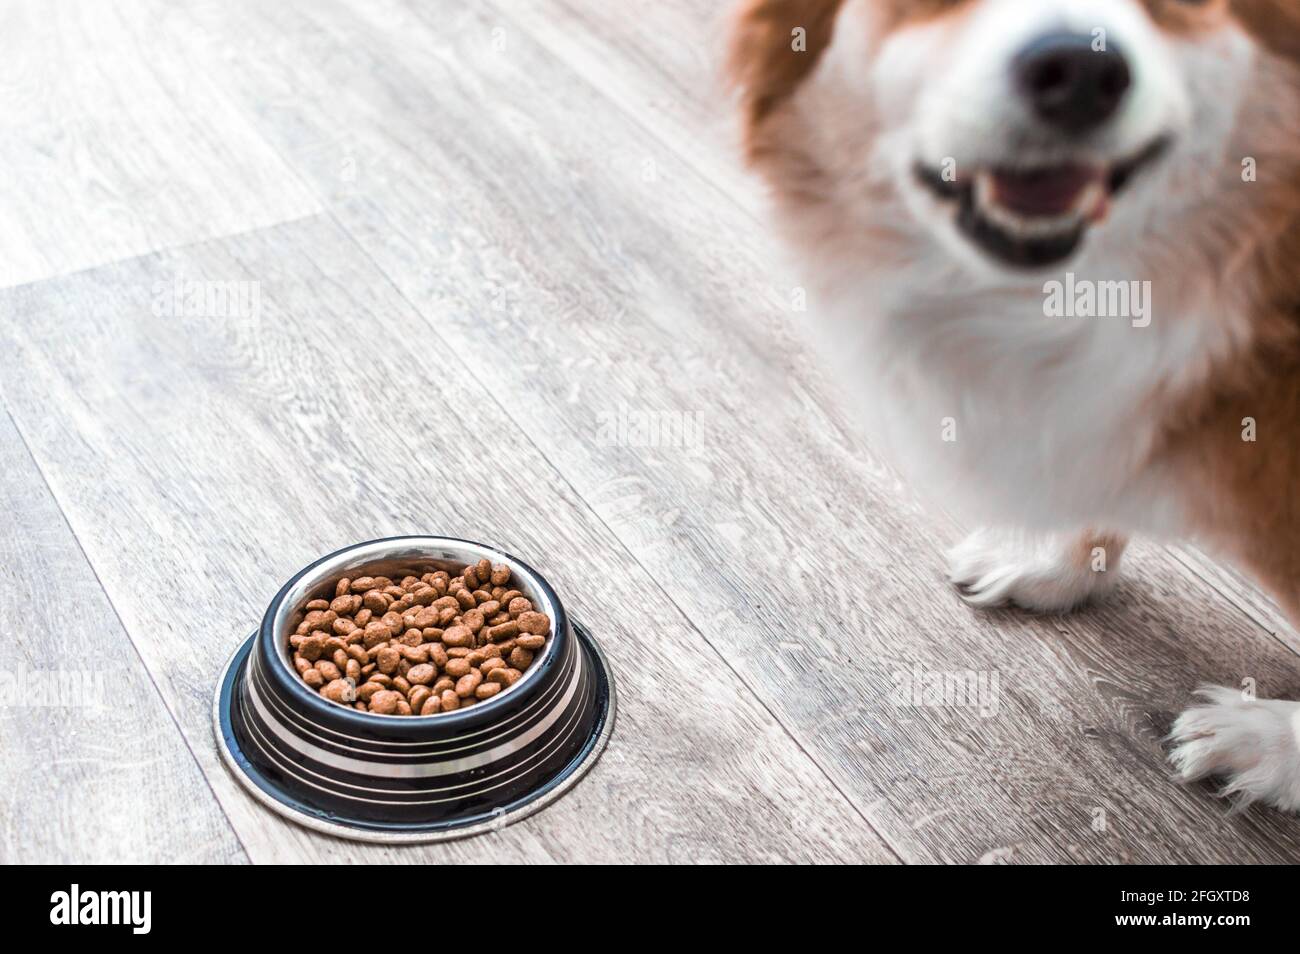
947, 528, 1122, 613
1169, 686, 1300, 813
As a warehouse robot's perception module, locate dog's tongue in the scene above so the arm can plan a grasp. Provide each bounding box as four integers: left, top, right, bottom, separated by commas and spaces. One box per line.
990, 165, 1102, 217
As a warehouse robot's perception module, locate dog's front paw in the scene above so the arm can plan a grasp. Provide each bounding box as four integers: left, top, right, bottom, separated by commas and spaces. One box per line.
1169, 686, 1300, 813
947, 528, 1123, 613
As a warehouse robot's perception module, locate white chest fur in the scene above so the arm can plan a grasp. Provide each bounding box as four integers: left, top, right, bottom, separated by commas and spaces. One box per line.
804, 257, 1237, 536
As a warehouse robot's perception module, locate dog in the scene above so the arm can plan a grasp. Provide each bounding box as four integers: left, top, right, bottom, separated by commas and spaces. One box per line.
729, 0, 1300, 812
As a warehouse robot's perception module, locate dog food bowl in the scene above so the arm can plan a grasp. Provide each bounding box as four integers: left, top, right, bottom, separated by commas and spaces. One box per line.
213, 535, 615, 843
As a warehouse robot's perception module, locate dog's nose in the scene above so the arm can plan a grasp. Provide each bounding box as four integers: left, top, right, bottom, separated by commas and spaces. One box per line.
1015, 32, 1131, 134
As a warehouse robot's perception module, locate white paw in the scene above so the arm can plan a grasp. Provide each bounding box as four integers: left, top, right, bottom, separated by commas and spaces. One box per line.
947, 528, 1121, 613
1169, 686, 1300, 813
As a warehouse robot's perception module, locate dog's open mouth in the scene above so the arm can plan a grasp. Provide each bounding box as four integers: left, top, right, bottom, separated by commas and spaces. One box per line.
914, 138, 1170, 268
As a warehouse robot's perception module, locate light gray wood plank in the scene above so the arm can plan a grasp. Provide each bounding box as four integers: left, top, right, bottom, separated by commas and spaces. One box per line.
174, 0, 1300, 862
0, 215, 895, 864
0, 408, 247, 863
1170, 545, 1300, 656
0, 0, 321, 288
488, 0, 758, 215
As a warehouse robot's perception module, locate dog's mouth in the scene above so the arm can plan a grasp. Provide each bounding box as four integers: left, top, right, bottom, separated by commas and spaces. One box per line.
913, 138, 1170, 269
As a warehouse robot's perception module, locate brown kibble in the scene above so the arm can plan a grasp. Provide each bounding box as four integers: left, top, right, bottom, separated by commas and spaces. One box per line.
376, 646, 401, 675
442, 624, 474, 648
363, 621, 391, 649
409, 685, 432, 712
455, 670, 483, 697
488, 667, 522, 687
316, 659, 342, 682
486, 621, 519, 642
322, 678, 355, 704
517, 611, 550, 635
299, 634, 328, 661
362, 589, 388, 614
296, 569, 550, 713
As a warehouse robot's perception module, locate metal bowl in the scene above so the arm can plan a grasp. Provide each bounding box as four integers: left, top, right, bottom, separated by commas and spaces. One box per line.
213, 535, 615, 842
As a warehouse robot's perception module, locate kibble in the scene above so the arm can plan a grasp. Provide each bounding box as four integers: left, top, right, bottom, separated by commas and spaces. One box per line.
289, 561, 551, 716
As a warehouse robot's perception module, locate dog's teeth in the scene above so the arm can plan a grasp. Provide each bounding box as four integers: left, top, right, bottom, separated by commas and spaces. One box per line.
1079, 182, 1110, 223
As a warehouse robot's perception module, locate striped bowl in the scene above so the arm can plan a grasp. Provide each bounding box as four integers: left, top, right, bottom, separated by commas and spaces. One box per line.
213, 536, 615, 842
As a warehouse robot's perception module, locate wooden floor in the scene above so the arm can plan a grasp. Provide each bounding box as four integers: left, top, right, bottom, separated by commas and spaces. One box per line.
3, 0, 1299, 865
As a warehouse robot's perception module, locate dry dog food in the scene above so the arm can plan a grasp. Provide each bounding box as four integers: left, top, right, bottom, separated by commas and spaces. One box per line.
288, 559, 551, 715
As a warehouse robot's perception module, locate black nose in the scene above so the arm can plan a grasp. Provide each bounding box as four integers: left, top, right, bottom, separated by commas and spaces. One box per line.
1015, 32, 1132, 134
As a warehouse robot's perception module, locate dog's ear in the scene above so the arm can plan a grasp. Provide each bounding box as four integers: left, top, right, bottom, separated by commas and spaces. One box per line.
728, 0, 845, 154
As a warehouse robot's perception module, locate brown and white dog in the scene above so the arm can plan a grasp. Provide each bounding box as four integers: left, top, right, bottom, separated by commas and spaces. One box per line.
730, 0, 1300, 811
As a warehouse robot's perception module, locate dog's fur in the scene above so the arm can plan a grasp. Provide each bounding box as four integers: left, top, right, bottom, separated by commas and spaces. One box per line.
730, 0, 1300, 811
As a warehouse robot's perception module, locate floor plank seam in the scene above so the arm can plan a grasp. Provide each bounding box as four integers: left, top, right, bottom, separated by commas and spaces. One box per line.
1166, 546, 1300, 659
0, 211, 328, 299
0, 402, 254, 865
